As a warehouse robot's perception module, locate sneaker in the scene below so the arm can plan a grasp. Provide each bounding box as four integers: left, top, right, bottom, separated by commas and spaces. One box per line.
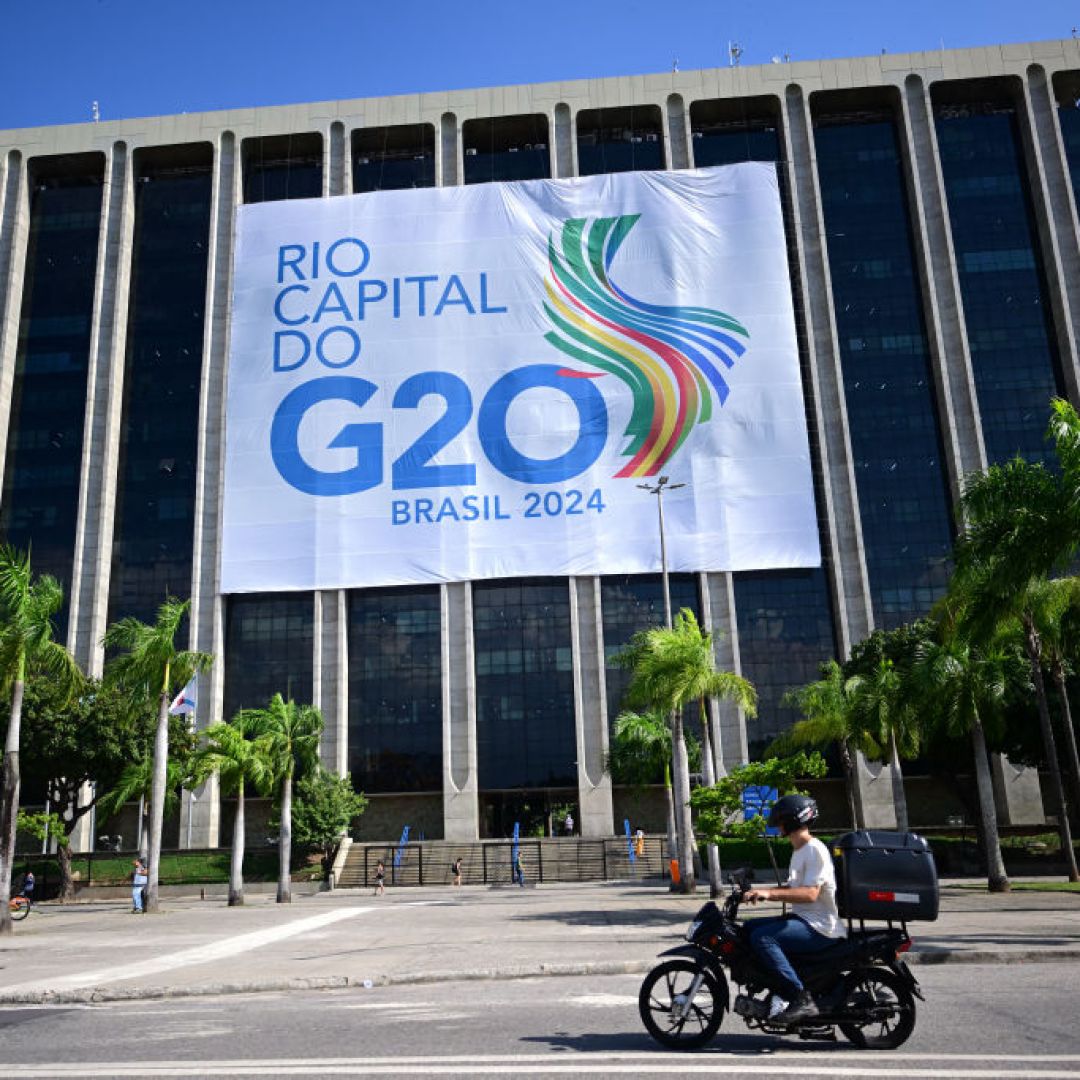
767, 995, 789, 1019
777, 991, 818, 1024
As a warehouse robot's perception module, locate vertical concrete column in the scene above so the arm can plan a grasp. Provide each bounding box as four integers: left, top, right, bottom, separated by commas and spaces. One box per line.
991, 755, 1046, 826
553, 103, 575, 179
313, 122, 351, 778
665, 93, 690, 170
439, 113, 459, 187
1021, 65, 1080, 400
184, 130, 241, 848
315, 590, 348, 776
0, 150, 28, 491
780, 85, 872, 657
782, 86, 895, 826
899, 74, 986, 499
442, 581, 479, 839
67, 141, 134, 676
570, 577, 612, 835
700, 572, 745, 773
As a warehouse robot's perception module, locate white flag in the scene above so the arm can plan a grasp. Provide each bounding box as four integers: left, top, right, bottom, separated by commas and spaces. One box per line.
169, 676, 198, 716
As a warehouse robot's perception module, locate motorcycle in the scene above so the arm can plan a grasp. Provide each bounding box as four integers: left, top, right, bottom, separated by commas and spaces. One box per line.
638, 868, 923, 1050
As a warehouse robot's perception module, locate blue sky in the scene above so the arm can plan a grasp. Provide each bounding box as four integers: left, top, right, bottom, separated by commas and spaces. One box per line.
1, 1, 1074, 131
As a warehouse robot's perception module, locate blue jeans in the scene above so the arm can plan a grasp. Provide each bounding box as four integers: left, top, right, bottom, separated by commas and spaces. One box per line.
132, 884, 145, 911
745, 915, 835, 999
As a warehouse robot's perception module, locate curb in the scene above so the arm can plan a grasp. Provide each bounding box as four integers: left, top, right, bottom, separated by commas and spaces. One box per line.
1, 949, 1078, 1005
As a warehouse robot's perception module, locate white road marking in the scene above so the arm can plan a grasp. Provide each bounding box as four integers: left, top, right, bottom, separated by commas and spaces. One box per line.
6, 1054, 1080, 1077
565, 992, 639, 1007
6, 1063, 1080, 1078
5, 907, 375, 994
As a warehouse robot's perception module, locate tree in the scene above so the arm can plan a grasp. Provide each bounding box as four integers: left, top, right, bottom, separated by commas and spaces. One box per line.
950, 456, 1080, 882
616, 609, 756, 895
913, 630, 1024, 892
690, 752, 828, 844
4, 675, 152, 900
189, 713, 275, 906
777, 660, 879, 831
243, 694, 323, 903
279, 767, 367, 875
610, 708, 681, 863
0, 545, 81, 935
1024, 577, 1080, 822
103, 597, 212, 912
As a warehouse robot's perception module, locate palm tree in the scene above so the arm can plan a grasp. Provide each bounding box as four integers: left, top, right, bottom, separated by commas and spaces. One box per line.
846, 658, 919, 832
778, 660, 878, 830
952, 457, 1080, 882
97, 757, 187, 858
103, 598, 212, 913
913, 632, 1022, 892
611, 708, 678, 865
1025, 577, 1080, 821
189, 713, 274, 906
617, 609, 756, 895
247, 694, 323, 903
0, 545, 80, 936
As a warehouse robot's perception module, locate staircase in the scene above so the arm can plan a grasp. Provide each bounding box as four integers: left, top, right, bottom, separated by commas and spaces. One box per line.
336, 835, 667, 889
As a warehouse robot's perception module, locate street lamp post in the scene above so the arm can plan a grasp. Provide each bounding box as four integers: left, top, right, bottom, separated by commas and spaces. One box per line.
638, 475, 693, 892
637, 476, 685, 630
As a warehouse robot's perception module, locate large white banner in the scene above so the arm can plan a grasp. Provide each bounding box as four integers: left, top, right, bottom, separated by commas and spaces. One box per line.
221, 163, 820, 592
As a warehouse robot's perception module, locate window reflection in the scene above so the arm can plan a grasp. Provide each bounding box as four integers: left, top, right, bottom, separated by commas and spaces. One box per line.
463, 114, 550, 184
347, 586, 442, 793
577, 105, 664, 175
242, 134, 323, 204
353, 124, 435, 193
474, 579, 575, 789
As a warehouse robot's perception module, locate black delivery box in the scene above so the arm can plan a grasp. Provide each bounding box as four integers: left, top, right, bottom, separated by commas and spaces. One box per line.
832, 830, 939, 922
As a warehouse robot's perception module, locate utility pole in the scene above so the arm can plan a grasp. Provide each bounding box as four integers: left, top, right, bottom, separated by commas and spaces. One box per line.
637, 475, 685, 629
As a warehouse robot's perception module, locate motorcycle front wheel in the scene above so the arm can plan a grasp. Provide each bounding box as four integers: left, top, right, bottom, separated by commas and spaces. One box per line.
638, 958, 726, 1050
837, 967, 916, 1050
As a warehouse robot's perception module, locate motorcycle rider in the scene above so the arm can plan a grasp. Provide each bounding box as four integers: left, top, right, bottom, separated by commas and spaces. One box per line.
743, 794, 846, 1024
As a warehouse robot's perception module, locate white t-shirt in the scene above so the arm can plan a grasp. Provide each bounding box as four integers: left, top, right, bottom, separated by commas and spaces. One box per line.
786, 837, 846, 939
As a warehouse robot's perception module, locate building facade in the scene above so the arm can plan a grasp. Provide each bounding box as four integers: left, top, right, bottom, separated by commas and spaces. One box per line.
2, 39, 1076, 844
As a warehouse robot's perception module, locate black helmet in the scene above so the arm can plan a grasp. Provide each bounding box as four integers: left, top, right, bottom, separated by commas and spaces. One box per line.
767, 794, 819, 833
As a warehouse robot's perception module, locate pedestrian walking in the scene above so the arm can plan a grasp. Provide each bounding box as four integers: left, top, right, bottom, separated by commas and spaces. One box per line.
131, 858, 148, 913
21, 869, 35, 900
373, 859, 386, 897
452, 857, 463, 886
512, 848, 525, 888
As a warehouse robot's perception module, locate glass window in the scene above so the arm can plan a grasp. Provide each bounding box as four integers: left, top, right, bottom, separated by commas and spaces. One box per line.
463, 114, 550, 184
815, 111, 954, 626
935, 100, 1063, 465
108, 147, 212, 626
576, 105, 664, 175
689, 97, 780, 167
242, 134, 323, 204
347, 586, 442, 793
223, 593, 314, 720
0, 154, 104, 636
733, 569, 837, 759
353, 124, 435, 193
599, 574, 700, 725
473, 579, 575, 789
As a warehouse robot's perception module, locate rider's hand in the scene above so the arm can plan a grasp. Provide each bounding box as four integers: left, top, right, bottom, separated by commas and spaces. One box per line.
744, 888, 770, 904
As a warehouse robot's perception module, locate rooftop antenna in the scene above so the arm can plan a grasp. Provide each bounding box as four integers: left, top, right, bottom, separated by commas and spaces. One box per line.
728, 40, 743, 67
91, 100, 100, 123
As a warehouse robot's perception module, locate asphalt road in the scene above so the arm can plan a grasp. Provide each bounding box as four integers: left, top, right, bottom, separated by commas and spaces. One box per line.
2, 964, 1079, 1078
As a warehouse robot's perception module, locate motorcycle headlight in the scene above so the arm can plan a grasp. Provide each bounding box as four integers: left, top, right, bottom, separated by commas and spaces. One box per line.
685, 919, 702, 942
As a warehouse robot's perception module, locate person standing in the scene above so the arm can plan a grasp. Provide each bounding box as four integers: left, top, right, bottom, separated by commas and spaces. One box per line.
743, 794, 846, 1024
373, 860, 386, 897
564, 812, 574, 836
21, 870, 35, 900
131, 859, 148, 914
634, 829, 646, 859
451, 857, 463, 887
511, 848, 525, 888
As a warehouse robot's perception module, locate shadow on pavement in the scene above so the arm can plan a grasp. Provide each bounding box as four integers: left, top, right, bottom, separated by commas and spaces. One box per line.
509, 908, 684, 928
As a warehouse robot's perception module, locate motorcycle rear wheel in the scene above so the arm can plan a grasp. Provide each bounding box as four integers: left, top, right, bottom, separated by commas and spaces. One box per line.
838, 967, 916, 1050
638, 958, 725, 1050
9, 896, 30, 921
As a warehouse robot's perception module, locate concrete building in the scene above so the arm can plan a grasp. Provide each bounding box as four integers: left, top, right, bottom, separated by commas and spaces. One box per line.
2, 38, 1073, 846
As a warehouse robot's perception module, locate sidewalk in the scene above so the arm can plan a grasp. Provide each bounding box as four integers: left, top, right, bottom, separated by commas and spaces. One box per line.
0, 879, 1077, 1005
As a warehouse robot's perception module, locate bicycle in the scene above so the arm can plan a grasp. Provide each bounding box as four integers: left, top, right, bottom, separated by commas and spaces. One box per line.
9, 894, 31, 921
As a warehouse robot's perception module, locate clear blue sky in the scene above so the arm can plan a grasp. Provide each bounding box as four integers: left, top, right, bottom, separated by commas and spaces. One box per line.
1, 1, 1074, 131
